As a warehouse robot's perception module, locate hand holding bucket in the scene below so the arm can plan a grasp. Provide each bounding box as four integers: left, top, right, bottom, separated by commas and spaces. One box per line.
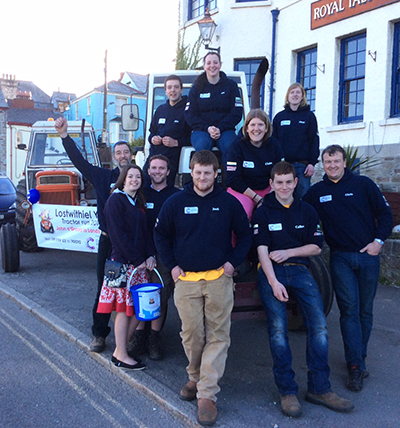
129, 268, 164, 321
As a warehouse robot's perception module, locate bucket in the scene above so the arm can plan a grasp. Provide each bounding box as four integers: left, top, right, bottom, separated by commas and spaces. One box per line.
129, 268, 163, 321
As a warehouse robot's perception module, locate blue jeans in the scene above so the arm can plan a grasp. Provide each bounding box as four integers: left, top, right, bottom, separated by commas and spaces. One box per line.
191, 130, 237, 167
257, 265, 331, 396
330, 251, 380, 371
292, 162, 311, 199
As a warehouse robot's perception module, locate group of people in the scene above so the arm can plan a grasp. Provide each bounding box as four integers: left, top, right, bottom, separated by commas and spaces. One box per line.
54, 52, 393, 427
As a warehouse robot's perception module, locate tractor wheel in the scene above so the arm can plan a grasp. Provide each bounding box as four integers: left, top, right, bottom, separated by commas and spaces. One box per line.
15, 179, 39, 252
286, 254, 334, 331
1, 223, 20, 272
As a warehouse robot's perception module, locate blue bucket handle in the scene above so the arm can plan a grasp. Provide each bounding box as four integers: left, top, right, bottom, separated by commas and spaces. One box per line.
128, 267, 164, 288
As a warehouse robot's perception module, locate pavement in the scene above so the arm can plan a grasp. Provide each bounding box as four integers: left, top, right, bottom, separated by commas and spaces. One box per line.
1, 248, 400, 428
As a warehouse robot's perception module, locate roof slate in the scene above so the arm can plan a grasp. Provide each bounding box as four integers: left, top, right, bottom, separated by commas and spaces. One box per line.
7, 108, 63, 125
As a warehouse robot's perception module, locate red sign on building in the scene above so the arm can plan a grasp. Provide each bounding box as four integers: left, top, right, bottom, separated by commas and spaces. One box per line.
311, 0, 400, 30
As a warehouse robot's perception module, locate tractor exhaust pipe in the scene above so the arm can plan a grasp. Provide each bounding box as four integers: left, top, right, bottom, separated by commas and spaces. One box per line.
250, 57, 269, 110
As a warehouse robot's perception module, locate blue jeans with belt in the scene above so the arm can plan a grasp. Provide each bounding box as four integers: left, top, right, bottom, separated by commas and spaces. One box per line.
330, 251, 380, 371
258, 264, 331, 396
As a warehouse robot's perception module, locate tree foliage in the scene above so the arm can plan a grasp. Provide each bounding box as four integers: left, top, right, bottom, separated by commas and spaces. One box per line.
175, 29, 202, 70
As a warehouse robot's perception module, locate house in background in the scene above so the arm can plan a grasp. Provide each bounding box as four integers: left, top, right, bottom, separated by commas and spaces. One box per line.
65, 73, 148, 147
0, 74, 69, 185
179, 0, 400, 196
51, 91, 76, 113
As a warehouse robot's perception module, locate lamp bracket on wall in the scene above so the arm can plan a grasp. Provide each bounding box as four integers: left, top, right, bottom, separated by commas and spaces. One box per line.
368, 50, 377, 62
316, 64, 325, 74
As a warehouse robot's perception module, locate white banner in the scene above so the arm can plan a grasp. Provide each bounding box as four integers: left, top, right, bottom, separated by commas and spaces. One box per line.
32, 204, 100, 253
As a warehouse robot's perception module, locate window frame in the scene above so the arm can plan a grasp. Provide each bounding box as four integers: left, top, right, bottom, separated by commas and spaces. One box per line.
87, 97, 91, 116
391, 22, 400, 117
188, 0, 217, 21
297, 47, 317, 112
338, 33, 366, 124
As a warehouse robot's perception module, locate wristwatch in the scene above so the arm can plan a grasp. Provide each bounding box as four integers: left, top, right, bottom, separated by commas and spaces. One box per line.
374, 238, 384, 245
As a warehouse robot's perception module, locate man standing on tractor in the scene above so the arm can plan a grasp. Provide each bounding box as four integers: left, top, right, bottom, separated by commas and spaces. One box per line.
143, 74, 191, 184
253, 161, 354, 417
55, 117, 132, 353
154, 150, 252, 426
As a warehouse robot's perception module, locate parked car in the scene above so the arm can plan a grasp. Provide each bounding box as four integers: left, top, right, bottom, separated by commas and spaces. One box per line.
0, 175, 16, 227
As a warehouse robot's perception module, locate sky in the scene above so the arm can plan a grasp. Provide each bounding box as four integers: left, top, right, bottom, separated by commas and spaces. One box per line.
0, 0, 180, 97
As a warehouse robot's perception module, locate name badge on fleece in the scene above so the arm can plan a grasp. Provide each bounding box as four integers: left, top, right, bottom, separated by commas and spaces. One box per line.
268, 223, 282, 231
184, 207, 198, 214
320, 195, 332, 203
200, 93, 211, 99
281, 120, 291, 126
146, 202, 154, 209
158, 118, 166, 125
243, 161, 255, 168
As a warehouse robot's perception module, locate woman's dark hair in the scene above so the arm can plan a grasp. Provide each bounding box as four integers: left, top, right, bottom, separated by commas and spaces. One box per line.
242, 109, 272, 142
194, 52, 222, 89
111, 164, 146, 209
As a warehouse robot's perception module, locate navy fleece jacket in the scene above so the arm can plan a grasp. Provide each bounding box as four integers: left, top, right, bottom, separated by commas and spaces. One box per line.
226, 136, 284, 193
148, 95, 191, 157
253, 192, 323, 267
154, 183, 252, 272
62, 135, 119, 233
303, 168, 393, 252
143, 183, 180, 240
184, 72, 243, 133
272, 105, 319, 166
104, 192, 155, 265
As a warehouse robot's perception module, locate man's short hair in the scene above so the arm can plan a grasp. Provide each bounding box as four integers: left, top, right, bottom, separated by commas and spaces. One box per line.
164, 74, 183, 90
321, 144, 346, 162
113, 140, 132, 154
190, 150, 219, 172
148, 154, 170, 170
270, 161, 296, 181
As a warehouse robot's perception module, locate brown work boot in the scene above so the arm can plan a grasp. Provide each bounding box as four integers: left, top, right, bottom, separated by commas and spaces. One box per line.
90, 336, 105, 353
179, 380, 198, 401
280, 395, 302, 417
305, 391, 354, 412
198, 398, 217, 426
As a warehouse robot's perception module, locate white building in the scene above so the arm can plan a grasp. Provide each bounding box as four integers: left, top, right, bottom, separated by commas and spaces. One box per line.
179, 0, 400, 192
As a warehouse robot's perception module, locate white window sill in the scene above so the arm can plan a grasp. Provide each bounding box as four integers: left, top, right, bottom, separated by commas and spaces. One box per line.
326, 122, 366, 132
379, 118, 400, 126
231, 1, 271, 9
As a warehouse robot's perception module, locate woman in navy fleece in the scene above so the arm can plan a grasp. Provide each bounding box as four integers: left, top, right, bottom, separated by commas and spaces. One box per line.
97, 164, 156, 370
184, 52, 243, 167
272, 83, 320, 198
226, 109, 284, 219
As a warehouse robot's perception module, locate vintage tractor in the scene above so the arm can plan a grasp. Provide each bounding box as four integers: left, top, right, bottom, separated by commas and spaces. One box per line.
1, 120, 103, 272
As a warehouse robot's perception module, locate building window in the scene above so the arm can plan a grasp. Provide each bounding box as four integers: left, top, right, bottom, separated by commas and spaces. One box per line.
115, 97, 127, 116
339, 33, 366, 123
75, 103, 79, 120
188, 0, 217, 21
391, 22, 400, 117
297, 48, 317, 112
234, 58, 265, 110
87, 97, 91, 116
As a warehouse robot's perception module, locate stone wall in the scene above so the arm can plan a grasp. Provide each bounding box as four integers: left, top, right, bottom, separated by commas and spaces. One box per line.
380, 239, 400, 286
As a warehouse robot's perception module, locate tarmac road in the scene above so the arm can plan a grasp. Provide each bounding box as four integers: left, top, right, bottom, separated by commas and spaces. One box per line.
1, 248, 400, 427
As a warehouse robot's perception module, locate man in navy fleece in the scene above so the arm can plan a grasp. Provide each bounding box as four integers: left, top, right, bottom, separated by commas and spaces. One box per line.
303, 144, 392, 392
129, 155, 180, 361
154, 150, 252, 427
143, 74, 191, 184
55, 117, 132, 353
254, 161, 353, 417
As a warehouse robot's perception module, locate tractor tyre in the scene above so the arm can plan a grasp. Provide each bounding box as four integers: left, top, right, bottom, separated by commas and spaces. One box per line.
15, 178, 39, 252
286, 254, 334, 331
1, 223, 20, 272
